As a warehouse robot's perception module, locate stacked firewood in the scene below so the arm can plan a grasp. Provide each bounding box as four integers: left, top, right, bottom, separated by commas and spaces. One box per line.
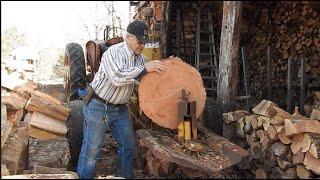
223, 99, 320, 179
1, 81, 74, 178
245, 1, 320, 105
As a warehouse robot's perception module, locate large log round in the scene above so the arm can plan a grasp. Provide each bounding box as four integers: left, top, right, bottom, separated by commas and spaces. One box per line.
138, 58, 206, 129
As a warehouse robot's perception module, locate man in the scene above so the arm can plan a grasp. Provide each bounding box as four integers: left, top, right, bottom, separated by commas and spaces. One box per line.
77, 20, 166, 179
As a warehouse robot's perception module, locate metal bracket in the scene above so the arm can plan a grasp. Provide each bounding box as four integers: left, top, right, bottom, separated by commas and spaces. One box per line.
177, 89, 197, 142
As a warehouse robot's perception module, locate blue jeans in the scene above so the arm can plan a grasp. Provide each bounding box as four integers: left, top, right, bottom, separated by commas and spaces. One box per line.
77, 99, 136, 179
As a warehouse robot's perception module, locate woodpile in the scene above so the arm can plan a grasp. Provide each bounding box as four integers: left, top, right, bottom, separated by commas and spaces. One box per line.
223, 99, 320, 179
244, 1, 320, 106
1, 80, 72, 177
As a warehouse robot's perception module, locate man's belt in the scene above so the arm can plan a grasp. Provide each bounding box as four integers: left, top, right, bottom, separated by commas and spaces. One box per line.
92, 93, 125, 107
92, 93, 106, 104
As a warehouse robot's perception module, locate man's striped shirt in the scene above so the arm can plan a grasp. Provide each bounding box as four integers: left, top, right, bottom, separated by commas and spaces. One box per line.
90, 41, 146, 104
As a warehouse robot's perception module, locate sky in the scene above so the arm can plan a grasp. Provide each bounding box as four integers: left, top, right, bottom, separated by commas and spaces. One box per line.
1, 1, 131, 50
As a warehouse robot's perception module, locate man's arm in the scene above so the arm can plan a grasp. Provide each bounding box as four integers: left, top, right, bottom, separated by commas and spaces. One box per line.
100, 48, 145, 87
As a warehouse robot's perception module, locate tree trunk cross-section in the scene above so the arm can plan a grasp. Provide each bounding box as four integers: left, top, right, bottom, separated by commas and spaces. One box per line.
138, 58, 206, 129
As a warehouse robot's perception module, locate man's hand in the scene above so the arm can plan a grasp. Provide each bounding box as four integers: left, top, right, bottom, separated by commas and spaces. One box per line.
145, 60, 166, 74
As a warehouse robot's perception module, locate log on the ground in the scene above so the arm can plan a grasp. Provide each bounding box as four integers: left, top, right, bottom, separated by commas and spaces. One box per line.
25, 94, 70, 121
1, 122, 28, 175
28, 137, 70, 169
1, 104, 13, 148
27, 125, 64, 140
136, 127, 248, 174
1, 174, 78, 179
138, 58, 206, 129
28, 111, 67, 135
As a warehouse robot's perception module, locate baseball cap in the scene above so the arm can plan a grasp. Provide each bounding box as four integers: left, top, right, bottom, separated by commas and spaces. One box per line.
126, 20, 149, 43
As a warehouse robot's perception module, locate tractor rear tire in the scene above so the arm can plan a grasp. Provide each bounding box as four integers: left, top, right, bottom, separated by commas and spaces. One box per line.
203, 97, 223, 136
66, 100, 84, 171
64, 43, 86, 102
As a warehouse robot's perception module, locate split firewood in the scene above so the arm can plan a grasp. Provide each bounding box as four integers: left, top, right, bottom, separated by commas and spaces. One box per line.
263, 120, 270, 131
1, 93, 27, 110
1, 164, 10, 177
291, 134, 304, 154
25, 94, 70, 121
296, 165, 311, 179
257, 116, 270, 128
255, 168, 267, 179
33, 90, 62, 105
250, 142, 265, 160
274, 124, 284, 133
301, 133, 319, 153
267, 125, 278, 141
28, 111, 67, 135
277, 157, 292, 170
7, 109, 24, 126
223, 112, 235, 124
304, 134, 320, 159
271, 142, 289, 157
1, 122, 28, 174
278, 131, 292, 144
282, 168, 297, 179
293, 149, 305, 165
270, 116, 285, 125
1, 104, 13, 148
236, 117, 245, 138
12, 84, 36, 100
252, 100, 292, 119
261, 134, 272, 150
27, 125, 65, 140
310, 109, 320, 120
285, 119, 320, 136
246, 115, 259, 130
303, 152, 320, 175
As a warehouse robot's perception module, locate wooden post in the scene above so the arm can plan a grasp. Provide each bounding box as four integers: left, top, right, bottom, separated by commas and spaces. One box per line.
217, 1, 242, 110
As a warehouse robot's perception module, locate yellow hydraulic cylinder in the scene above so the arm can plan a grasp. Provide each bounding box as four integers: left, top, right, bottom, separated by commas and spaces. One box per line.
184, 121, 191, 141
178, 122, 185, 142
